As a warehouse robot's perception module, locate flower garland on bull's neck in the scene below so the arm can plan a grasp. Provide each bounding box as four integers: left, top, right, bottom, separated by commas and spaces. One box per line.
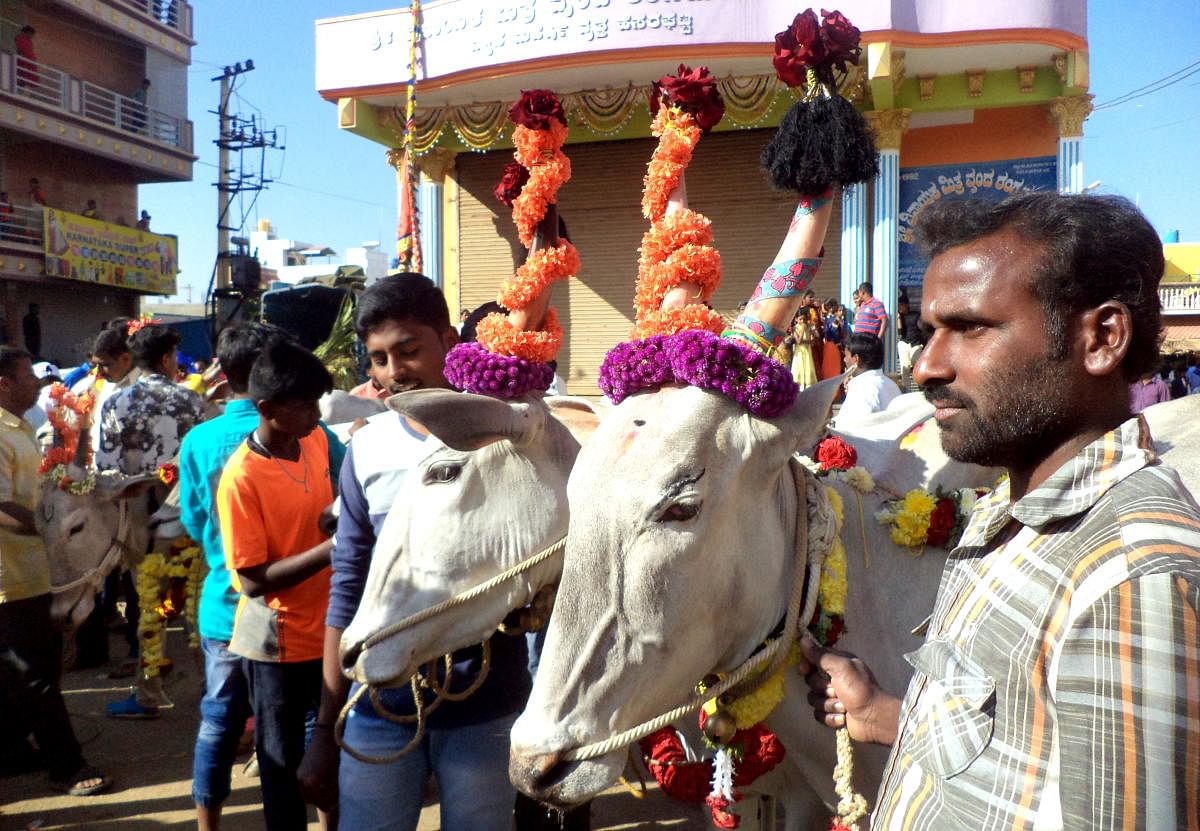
135, 539, 203, 678
443, 89, 578, 399
876, 486, 988, 553
40, 383, 97, 495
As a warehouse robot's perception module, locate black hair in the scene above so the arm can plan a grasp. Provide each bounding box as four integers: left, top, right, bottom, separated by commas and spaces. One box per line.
217, 323, 289, 394
0, 346, 32, 379
92, 321, 131, 358
856, 282, 873, 295
460, 301, 507, 345
130, 325, 181, 370
824, 297, 840, 312
845, 333, 884, 370
354, 272, 450, 341
248, 340, 332, 404
760, 96, 878, 194
916, 192, 1163, 380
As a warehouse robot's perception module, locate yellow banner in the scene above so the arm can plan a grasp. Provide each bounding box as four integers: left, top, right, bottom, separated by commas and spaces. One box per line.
42, 208, 177, 295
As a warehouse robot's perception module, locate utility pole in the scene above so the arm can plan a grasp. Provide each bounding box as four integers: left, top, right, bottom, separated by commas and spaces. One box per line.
211, 60, 260, 288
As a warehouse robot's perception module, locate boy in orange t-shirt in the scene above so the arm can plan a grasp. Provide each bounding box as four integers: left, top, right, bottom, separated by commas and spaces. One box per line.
217, 340, 338, 831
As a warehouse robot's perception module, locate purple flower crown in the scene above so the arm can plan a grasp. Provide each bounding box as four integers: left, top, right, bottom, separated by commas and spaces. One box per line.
597, 329, 798, 418
443, 341, 554, 399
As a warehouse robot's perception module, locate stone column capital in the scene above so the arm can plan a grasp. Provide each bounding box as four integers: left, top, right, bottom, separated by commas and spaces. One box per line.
1047, 94, 1094, 138
416, 147, 458, 182
864, 108, 911, 151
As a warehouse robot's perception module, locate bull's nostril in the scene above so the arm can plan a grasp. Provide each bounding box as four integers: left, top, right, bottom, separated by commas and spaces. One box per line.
341, 641, 364, 671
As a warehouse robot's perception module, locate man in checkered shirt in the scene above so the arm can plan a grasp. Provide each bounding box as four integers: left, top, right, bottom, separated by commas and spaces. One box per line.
804, 191, 1200, 830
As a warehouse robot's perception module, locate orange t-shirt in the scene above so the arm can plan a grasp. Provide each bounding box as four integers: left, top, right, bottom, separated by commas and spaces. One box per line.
217, 428, 333, 663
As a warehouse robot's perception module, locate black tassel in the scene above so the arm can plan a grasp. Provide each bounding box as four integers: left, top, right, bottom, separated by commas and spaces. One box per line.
760, 94, 879, 195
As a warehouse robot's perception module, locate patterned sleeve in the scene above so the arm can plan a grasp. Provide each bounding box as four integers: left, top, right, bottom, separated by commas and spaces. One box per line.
1054, 573, 1200, 829
94, 393, 125, 471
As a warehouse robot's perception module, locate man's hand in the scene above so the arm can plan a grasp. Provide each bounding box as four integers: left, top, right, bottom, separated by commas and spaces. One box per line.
298, 725, 339, 813
799, 634, 902, 747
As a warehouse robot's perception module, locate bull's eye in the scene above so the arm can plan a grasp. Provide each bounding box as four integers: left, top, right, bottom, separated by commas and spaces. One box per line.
68, 520, 86, 536
425, 462, 462, 484
657, 501, 701, 523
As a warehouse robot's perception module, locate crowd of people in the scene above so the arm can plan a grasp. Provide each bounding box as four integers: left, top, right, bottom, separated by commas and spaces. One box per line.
0, 190, 1197, 831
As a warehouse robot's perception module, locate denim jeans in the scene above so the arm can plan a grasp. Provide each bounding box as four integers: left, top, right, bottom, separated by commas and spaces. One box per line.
247, 658, 322, 831
191, 637, 252, 807
338, 690, 518, 831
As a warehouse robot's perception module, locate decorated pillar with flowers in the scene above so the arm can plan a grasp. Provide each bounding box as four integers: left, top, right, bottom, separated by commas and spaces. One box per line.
415, 148, 457, 287
840, 182, 868, 311
864, 107, 910, 373
1048, 94, 1094, 194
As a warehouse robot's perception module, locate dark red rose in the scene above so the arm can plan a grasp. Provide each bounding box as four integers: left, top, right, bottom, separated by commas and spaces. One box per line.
820, 8, 861, 73
493, 161, 530, 208
508, 89, 567, 130
815, 435, 857, 472
772, 9, 826, 87
651, 64, 725, 132
926, 498, 957, 547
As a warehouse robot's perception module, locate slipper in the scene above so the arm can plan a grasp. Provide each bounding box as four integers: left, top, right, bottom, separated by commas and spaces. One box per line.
105, 694, 159, 720
50, 766, 111, 797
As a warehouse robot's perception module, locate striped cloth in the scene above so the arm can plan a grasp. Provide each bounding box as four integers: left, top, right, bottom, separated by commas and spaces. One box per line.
853, 296, 887, 337
874, 416, 1200, 830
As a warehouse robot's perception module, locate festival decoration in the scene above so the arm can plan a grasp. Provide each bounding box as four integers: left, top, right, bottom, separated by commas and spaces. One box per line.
444, 89, 577, 398
633, 65, 726, 338
157, 462, 178, 487
815, 435, 857, 472
875, 486, 986, 551
126, 314, 157, 336
393, 0, 423, 272
40, 384, 97, 494
760, 9, 878, 196
135, 539, 203, 678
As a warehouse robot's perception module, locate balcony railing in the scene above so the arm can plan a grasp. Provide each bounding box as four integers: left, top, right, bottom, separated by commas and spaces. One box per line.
106, 0, 192, 37
1161, 281, 1200, 315
0, 52, 190, 153
0, 202, 44, 247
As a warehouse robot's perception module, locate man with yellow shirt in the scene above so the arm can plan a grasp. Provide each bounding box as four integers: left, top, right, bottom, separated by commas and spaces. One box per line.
0, 347, 109, 796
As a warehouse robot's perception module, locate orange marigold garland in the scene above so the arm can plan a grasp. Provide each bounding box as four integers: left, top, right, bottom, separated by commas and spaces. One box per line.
474, 308, 564, 365
40, 383, 97, 493
511, 120, 570, 247
497, 242, 581, 312
633, 66, 727, 339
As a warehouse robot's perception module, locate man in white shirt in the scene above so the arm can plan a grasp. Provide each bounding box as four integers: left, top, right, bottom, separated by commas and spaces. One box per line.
833, 332, 901, 428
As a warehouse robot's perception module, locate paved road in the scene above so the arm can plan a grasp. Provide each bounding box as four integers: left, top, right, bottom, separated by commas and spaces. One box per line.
0, 625, 700, 829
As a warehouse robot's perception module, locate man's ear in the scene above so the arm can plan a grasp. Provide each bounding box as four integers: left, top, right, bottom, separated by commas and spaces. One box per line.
442, 326, 460, 350
1078, 301, 1132, 378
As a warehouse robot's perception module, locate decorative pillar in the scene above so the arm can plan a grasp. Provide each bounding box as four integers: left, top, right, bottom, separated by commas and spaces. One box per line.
1048, 95, 1094, 194
840, 182, 868, 312
414, 148, 457, 289
864, 108, 910, 373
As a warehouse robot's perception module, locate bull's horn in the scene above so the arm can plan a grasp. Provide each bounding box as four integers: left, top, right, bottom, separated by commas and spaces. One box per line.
72, 415, 91, 468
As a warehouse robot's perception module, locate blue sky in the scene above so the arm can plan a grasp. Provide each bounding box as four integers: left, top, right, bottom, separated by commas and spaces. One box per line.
142, 0, 1200, 304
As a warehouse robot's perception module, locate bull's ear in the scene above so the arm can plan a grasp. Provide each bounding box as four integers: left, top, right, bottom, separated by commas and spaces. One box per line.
773, 374, 845, 456
545, 396, 603, 447
385, 389, 539, 451
94, 471, 159, 502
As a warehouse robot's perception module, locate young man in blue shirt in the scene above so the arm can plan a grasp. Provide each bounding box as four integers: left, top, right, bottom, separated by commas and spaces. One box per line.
180, 324, 345, 831
298, 274, 532, 830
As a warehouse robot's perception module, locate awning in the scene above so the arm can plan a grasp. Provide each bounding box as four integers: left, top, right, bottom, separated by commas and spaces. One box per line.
1162, 322, 1200, 352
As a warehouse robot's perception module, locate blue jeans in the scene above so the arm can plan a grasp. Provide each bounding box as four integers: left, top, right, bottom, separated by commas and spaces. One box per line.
247, 658, 322, 831
191, 638, 252, 808
338, 691, 518, 831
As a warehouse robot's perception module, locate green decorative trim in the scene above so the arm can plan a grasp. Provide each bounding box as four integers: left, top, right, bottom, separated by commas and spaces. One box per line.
897, 67, 1064, 112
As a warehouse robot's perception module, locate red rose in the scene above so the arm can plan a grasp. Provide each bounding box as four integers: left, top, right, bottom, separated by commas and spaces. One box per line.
772, 9, 826, 87
650, 64, 726, 132
493, 162, 530, 208
819, 8, 861, 74
508, 89, 567, 130
815, 435, 857, 471
158, 462, 178, 486
926, 498, 957, 547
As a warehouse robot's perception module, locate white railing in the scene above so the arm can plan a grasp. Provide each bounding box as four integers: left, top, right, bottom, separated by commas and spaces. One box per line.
1, 53, 189, 152
106, 0, 191, 36
0, 203, 43, 247
1160, 282, 1200, 314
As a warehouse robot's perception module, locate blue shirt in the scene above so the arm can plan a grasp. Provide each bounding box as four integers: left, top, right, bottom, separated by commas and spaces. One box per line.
330, 411, 530, 727
180, 398, 346, 641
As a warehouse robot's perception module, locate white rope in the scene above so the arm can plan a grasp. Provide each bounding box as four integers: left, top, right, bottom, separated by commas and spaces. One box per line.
350, 536, 565, 654
49, 500, 130, 595
564, 461, 834, 762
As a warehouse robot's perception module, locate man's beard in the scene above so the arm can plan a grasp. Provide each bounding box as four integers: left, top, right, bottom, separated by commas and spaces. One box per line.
924, 354, 1075, 470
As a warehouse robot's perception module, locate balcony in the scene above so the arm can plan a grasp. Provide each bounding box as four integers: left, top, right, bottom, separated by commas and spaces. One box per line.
49, 0, 194, 54
0, 202, 43, 248
1161, 282, 1200, 316
105, 0, 193, 38
0, 51, 193, 180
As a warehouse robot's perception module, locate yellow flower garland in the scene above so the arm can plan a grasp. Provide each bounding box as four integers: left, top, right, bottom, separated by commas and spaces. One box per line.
887, 489, 936, 548
134, 540, 202, 678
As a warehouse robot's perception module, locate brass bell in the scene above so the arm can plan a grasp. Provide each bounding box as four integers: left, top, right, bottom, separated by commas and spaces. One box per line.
703, 709, 738, 745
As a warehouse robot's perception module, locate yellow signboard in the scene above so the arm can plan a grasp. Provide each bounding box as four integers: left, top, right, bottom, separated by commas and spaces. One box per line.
42, 208, 178, 295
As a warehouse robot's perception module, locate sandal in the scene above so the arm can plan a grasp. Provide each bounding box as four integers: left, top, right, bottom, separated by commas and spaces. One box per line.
105, 693, 160, 720
50, 765, 111, 797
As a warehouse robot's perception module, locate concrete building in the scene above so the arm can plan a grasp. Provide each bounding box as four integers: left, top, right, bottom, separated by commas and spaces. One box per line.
0, 0, 194, 363
316, 0, 1092, 391
250, 219, 388, 286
